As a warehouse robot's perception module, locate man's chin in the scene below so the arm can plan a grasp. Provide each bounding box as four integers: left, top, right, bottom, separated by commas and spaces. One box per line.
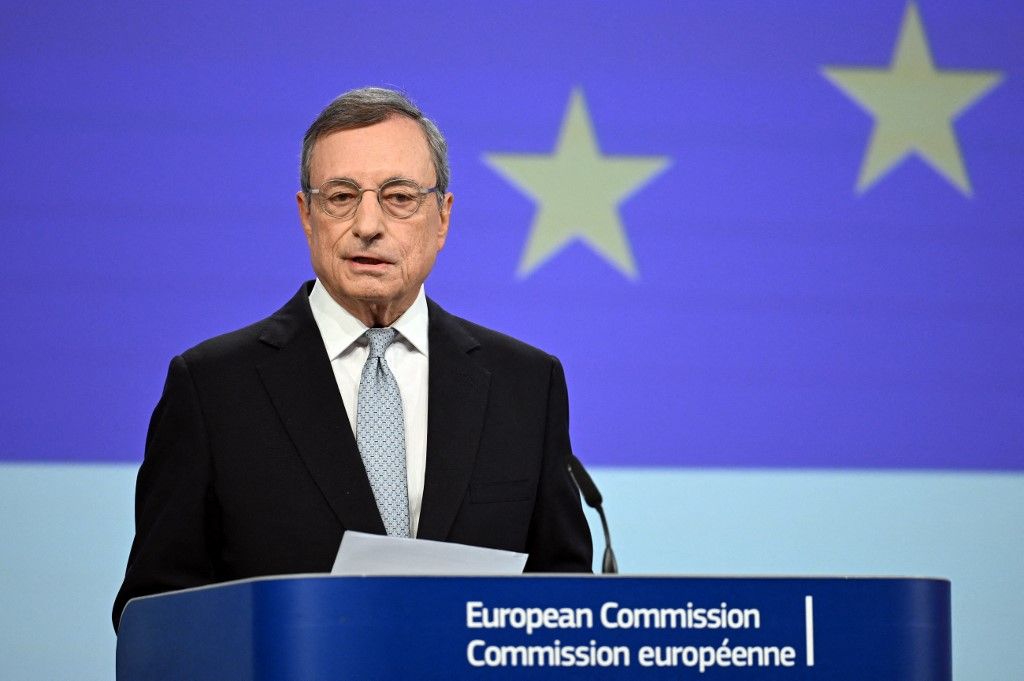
333, 282, 404, 308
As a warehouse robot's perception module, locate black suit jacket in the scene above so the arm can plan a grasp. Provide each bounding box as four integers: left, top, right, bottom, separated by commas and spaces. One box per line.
113, 283, 592, 629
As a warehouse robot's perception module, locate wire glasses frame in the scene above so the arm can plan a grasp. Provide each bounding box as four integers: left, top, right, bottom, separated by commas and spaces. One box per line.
309, 178, 442, 220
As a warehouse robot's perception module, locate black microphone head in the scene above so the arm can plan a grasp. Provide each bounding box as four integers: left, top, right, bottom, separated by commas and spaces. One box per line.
568, 453, 603, 508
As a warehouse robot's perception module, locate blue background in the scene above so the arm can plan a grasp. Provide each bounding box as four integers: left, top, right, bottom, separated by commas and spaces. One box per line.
1, 1, 1021, 678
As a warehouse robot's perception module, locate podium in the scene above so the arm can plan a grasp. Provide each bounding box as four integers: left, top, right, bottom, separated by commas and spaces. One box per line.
117, 575, 950, 680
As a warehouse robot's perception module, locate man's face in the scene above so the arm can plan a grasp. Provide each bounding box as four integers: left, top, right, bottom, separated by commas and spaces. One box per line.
297, 116, 453, 326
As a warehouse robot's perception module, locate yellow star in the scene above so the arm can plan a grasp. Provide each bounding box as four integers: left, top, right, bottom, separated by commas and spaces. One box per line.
822, 2, 1002, 195
485, 89, 670, 279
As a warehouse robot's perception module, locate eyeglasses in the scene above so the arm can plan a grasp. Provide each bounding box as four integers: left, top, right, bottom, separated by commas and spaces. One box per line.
309, 178, 442, 220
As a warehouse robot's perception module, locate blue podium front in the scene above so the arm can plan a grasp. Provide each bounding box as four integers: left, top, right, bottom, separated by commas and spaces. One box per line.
116, 575, 950, 680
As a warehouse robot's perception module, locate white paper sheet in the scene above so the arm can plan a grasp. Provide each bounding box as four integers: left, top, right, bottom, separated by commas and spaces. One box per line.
331, 531, 528, 575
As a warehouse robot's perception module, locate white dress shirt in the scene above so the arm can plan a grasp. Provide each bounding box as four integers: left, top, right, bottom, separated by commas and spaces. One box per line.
308, 279, 429, 538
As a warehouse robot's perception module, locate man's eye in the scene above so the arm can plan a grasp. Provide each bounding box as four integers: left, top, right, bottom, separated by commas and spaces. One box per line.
383, 191, 416, 205
327, 192, 357, 203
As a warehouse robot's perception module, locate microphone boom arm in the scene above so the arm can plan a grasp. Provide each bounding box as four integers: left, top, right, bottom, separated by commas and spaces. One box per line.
568, 453, 618, 574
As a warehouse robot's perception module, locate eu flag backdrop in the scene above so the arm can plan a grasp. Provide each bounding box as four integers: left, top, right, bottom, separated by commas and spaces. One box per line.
2, 1, 1020, 470
1, 1, 1021, 679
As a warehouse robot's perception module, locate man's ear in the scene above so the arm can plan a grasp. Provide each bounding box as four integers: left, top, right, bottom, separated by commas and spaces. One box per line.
436, 192, 454, 249
296, 190, 314, 245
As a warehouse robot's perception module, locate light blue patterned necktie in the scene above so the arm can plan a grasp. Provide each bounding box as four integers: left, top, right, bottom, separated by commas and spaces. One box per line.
356, 327, 410, 537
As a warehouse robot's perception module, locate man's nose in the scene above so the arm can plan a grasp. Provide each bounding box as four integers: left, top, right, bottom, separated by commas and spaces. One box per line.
350, 190, 385, 240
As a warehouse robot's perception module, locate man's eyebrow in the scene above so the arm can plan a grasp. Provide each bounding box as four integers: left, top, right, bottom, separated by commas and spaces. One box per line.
322, 176, 358, 185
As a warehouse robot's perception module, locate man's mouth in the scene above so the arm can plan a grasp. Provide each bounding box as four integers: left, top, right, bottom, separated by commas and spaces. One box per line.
349, 256, 389, 266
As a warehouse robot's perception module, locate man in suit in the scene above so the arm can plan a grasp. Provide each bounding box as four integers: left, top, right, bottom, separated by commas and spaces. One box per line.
113, 87, 592, 630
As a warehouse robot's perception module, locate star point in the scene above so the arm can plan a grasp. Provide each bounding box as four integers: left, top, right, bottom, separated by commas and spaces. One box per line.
823, 1, 1003, 196
485, 88, 670, 279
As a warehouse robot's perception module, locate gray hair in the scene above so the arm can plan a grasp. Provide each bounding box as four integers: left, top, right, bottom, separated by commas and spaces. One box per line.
300, 87, 450, 197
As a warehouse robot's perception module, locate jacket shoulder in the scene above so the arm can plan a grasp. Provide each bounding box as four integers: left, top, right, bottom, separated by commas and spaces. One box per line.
177, 283, 314, 370
429, 301, 559, 372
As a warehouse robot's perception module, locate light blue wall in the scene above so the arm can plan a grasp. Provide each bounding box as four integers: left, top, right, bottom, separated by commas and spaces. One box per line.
2, 464, 1020, 679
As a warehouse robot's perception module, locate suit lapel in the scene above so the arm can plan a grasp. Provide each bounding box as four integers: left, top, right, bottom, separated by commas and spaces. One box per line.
417, 301, 491, 541
255, 284, 385, 535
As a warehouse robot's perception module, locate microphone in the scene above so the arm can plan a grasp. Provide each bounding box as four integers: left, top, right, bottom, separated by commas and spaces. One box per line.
567, 453, 618, 574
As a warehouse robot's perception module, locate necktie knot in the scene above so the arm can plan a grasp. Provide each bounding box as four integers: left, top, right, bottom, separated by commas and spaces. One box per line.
365, 327, 397, 359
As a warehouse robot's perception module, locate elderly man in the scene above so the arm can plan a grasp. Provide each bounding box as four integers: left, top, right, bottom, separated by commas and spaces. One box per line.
113, 87, 592, 630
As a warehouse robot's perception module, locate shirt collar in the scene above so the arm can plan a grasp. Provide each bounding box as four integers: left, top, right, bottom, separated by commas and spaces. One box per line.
308, 279, 429, 358
391, 286, 429, 356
